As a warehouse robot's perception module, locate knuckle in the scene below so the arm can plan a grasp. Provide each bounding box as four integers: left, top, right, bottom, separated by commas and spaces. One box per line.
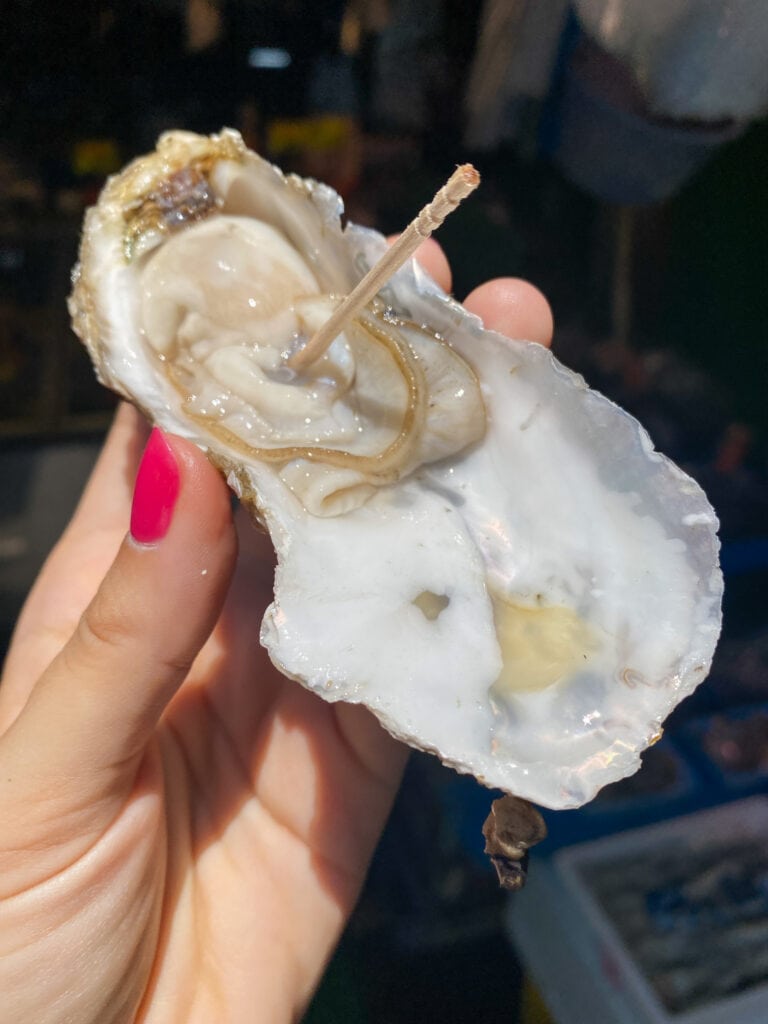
76, 596, 195, 682
77, 593, 137, 657
158, 650, 195, 678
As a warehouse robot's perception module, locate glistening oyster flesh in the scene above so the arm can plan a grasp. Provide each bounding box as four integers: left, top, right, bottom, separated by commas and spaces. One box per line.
69, 130, 722, 809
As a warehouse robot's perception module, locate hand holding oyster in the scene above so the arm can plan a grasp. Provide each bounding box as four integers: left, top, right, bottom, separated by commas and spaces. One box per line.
70, 129, 722, 811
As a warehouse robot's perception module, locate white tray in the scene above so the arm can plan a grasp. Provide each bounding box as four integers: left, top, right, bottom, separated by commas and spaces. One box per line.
509, 797, 768, 1024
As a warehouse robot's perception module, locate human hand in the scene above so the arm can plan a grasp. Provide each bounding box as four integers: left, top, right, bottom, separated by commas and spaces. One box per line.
0, 247, 553, 1024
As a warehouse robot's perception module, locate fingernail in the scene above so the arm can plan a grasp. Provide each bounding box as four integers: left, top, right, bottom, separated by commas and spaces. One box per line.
130, 428, 180, 544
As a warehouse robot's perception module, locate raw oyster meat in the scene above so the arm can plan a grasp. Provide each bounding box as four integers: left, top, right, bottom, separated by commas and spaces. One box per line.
69, 130, 722, 809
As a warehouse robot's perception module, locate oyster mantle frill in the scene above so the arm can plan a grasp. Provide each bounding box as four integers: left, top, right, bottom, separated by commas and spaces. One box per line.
70, 130, 722, 809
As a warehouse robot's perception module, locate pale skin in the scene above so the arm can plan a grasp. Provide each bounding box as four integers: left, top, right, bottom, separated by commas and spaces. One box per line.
0, 244, 553, 1024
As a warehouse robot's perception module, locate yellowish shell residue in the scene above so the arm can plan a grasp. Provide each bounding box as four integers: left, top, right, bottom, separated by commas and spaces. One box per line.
491, 594, 601, 694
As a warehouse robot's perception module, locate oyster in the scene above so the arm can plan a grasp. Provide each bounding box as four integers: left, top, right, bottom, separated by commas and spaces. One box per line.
69, 130, 722, 809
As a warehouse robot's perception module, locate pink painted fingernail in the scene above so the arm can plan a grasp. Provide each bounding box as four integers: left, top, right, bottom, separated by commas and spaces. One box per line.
130, 429, 180, 544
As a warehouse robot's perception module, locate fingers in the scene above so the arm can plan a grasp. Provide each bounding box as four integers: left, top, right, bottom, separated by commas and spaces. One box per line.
463, 278, 554, 347
388, 237, 551, 345
1, 430, 237, 793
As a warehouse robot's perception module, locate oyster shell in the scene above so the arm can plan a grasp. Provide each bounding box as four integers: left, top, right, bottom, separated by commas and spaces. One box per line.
69, 130, 722, 809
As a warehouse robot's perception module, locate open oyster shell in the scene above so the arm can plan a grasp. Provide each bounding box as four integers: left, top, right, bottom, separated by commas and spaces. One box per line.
69, 130, 722, 809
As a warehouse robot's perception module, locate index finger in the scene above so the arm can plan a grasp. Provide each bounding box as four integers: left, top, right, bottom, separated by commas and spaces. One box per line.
0, 405, 149, 721
387, 234, 452, 294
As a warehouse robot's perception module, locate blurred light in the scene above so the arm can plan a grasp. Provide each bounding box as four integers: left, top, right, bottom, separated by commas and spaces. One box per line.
248, 47, 291, 70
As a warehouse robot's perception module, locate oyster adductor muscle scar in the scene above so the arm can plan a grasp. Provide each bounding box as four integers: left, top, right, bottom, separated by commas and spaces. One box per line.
69, 130, 722, 810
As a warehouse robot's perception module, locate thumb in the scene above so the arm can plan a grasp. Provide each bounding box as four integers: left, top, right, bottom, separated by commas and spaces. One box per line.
1, 429, 237, 800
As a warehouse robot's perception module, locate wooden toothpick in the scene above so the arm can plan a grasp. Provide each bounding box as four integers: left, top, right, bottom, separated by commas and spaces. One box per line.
287, 164, 480, 372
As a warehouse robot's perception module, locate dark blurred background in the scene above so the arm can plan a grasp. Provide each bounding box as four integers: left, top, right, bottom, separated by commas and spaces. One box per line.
1, 2, 767, 1021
